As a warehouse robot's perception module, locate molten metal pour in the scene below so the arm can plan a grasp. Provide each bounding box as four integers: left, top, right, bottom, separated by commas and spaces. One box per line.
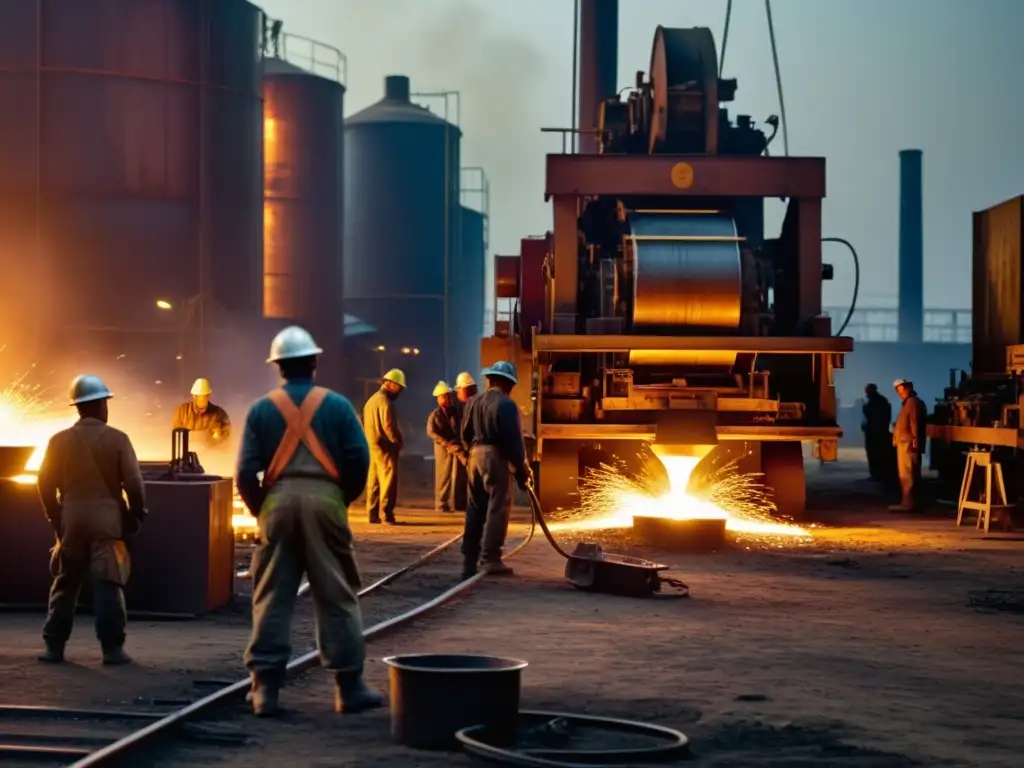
549, 445, 810, 539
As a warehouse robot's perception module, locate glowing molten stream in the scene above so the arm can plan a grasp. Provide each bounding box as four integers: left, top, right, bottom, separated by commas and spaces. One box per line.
550, 448, 809, 538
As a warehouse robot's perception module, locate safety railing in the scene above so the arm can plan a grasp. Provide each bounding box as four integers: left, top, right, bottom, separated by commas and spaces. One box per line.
823, 306, 971, 344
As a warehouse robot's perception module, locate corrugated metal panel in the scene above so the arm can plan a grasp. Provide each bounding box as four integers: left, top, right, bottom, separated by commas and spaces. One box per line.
343, 75, 461, 425
263, 56, 345, 386
972, 195, 1024, 376
451, 206, 485, 378
0, 0, 262, 368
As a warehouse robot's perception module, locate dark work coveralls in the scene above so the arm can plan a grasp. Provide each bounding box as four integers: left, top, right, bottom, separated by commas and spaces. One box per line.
362, 388, 403, 523
459, 388, 529, 569
37, 419, 146, 654
862, 392, 893, 481
426, 403, 467, 513
236, 381, 370, 686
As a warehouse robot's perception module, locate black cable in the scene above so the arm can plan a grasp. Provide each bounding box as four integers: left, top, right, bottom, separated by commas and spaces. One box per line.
764, 0, 789, 156
823, 237, 860, 336
719, 0, 733, 73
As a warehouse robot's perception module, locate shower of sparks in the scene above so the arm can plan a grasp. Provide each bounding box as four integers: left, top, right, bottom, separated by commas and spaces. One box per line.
548, 448, 810, 539
0, 369, 74, 473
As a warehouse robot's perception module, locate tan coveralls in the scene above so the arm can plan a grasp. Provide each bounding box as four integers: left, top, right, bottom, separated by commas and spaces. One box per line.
426, 404, 466, 513
172, 401, 231, 447
244, 387, 367, 681
37, 418, 146, 650
893, 392, 927, 510
362, 388, 403, 523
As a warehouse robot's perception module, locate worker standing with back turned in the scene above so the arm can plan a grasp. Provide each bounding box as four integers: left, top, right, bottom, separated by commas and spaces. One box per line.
451, 372, 477, 510
172, 378, 231, 448
236, 326, 382, 717
363, 369, 406, 525
889, 378, 928, 513
459, 361, 531, 579
426, 381, 465, 513
37, 375, 147, 666
861, 383, 892, 482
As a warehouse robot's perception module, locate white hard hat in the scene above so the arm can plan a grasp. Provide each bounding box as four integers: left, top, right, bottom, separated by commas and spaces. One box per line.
383, 368, 407, 388
482, 361, 518, 384
892, 378, 909, 389
432, 380, 452, 397
190, 377, 212, 396
69, 374, 113, 406
267, 325, 323, 363
455, 372, 476, 389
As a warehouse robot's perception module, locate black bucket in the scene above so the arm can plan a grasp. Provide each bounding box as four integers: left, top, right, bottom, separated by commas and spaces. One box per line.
384, 653, 528, 750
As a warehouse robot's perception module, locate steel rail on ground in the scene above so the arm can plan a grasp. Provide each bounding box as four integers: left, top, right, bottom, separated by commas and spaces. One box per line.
68, 519, 535, 767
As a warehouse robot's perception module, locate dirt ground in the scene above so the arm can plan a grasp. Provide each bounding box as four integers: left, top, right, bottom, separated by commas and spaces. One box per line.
142, 452, 1024, 768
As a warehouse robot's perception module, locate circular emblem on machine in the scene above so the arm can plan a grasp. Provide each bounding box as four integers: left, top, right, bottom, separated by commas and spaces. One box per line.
670, 162, 694, 189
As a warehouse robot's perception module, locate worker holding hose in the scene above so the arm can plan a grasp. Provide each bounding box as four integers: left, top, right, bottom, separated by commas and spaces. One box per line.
459, 361, 531, 579
236, 325, 383, 717
426, 381, 466, 513
37, 374, 147, 666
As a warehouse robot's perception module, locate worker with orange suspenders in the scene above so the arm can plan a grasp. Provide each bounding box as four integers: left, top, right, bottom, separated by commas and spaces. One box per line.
235, 325, 383, 717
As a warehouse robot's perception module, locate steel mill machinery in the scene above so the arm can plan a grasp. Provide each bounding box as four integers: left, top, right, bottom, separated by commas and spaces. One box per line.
928, 194, 1024, 512
483, 13, 852, 519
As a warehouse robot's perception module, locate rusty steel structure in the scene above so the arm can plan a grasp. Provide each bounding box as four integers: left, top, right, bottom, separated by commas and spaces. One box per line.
482, 4, 853, 518
928, 195, 1024, 505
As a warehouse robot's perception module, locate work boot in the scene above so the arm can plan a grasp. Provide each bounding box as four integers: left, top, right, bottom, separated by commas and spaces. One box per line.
249, 673, 283, 717
460, 558, 478, 581
482, 560, 514, 576
333, 672, 384, 714
38, 643, 65, 663
101, 646, 132, 665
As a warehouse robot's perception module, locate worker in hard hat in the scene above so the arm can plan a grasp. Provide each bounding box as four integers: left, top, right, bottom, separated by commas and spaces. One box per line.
426, 381, 466, 513
889, 378, 928, 512
36, 375, 147, 666
459, 361, 531, 578
454, 371, 478, 402
362, 369, 406, 524
450, 372, 477, 511
236, 325, 382, 717
172, 378, 231, 447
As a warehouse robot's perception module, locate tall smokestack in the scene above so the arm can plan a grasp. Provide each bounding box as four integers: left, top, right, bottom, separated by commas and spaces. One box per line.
898, 149, 924, 344
577, 0, 618, 155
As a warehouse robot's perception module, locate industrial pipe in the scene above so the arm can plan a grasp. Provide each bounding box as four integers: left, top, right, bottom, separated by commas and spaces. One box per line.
576, 0, 618, 154
898, 149, 924, 344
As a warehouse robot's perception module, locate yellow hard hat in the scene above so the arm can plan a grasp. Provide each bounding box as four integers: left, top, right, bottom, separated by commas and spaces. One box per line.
383, 368, 407, 388
455, 372, 476, 389
191, 377, 213, 396
432, 380, 452, 397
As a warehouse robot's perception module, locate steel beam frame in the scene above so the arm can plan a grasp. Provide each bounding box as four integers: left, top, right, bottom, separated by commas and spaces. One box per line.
539, 424, 842, 441
533, 334, 852, 354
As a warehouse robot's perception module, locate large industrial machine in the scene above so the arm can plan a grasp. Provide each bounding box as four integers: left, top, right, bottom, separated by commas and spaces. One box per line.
928, 194, 1024, 508
483, 5, 852, 518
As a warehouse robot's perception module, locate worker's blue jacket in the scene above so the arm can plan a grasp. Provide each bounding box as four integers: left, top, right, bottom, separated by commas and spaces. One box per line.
236, 378, 370, 514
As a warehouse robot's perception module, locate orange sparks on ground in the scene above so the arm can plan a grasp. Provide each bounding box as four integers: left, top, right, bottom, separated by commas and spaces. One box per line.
548, 447, 810, 539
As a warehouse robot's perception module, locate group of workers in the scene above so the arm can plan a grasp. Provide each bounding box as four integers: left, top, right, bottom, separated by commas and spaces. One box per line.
33, 324, 529, 719
861, 378, 928, 512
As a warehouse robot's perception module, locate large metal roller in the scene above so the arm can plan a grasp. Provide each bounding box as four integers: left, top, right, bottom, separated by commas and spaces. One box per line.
628, 213, 742, 367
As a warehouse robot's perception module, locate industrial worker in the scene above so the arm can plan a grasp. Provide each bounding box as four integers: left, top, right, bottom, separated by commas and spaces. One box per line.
363, 369, 406, 525
172, 378, 231, 447
890, 378, 928, 512
236, 325, 382, 717
37, 375, 147, 666
862, 383, 893, 481
459, 361, 531, 579
426, 381, 466, 513
454, 371, 478, 403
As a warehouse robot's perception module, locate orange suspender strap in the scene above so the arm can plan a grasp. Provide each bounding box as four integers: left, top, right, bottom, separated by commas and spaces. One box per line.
263, 387, 340, 487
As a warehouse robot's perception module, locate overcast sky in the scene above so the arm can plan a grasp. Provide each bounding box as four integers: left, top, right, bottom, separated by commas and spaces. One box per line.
257, 0, 1024, 315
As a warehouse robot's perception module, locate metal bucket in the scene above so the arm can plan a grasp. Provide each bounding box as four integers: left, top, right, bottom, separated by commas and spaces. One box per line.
384, 653, 528, 750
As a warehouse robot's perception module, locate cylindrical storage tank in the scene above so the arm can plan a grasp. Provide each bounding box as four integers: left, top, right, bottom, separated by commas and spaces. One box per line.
451, 205, 486, 378
263, 56, 346, 388
0, 0, 263, 376
344, 75, 461, 430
